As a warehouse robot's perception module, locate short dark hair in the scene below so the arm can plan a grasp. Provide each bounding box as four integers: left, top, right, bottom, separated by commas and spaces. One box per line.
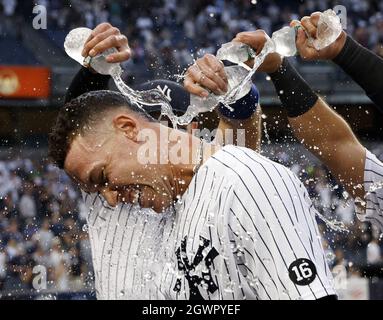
48, 90, 155, 169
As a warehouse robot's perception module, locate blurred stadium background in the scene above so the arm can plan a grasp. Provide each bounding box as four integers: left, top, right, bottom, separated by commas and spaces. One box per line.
0, 0, 383, 300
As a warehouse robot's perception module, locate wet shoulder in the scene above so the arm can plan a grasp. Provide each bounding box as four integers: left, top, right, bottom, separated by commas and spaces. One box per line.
210, 145, 289, 174
208, 145, 301, 190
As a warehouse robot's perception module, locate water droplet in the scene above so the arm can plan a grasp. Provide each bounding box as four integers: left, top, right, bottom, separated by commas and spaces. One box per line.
144, 271, 155, 281
326, 251, 336, 263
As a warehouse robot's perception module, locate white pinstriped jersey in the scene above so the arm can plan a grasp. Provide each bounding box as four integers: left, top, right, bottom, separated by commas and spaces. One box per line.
84, 145, 336, 300
357, 149, 383, 231
83, 195, 175, 300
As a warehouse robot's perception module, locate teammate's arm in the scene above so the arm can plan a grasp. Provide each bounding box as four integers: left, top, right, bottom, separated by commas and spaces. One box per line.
287, 95, 366, 199
183, 54, 262, 151
65, 23, 131, 103
233, 30, 366, 199
292, 12, 383, 111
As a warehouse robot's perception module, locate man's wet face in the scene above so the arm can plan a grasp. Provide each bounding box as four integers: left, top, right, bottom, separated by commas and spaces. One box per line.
64, 123, 175, 213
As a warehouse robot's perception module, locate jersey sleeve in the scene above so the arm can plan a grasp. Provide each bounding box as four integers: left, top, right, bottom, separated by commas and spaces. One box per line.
227, 164, 336, 300
357, 149, 383, 231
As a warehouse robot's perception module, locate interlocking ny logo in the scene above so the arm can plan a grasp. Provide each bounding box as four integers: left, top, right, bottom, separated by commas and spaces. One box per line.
156, 85, 172, 102
174, 236, 219, 300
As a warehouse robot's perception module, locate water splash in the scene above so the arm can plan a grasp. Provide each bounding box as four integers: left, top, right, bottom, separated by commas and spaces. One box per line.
64, 27, 274, 129
365, 180, 383, 196
165, 39, 274, 126
263, 121, 271, 145
64, 9, 341, 129
111, 69, 180, 127
315, 210, 349, 233
64, 28, 180, 127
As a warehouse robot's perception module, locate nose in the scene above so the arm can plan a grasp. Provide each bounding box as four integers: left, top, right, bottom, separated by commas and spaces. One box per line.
100, 189, 118, 207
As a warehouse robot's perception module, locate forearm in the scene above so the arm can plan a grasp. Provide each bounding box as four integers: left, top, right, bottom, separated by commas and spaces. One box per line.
289, 99, 365, 197
269, 58, 365, 197
333, 36, 383, 110
64, 67, 111, 103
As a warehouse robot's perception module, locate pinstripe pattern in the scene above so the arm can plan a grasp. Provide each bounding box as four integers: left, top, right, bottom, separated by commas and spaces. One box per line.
164, 145, 335, 300
82, 145, 336, 300
359, 150, 383, 231
83, 192, 176, 300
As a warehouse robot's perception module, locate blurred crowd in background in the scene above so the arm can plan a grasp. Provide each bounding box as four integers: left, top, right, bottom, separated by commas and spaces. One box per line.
1, 0, 383, 75
0, 158, 93, 295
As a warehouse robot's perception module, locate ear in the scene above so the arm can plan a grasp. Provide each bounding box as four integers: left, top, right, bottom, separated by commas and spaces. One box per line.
113, 114, 139, 141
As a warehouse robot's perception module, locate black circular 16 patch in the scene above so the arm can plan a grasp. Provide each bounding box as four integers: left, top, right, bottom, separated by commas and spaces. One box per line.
288, 258, 317, 286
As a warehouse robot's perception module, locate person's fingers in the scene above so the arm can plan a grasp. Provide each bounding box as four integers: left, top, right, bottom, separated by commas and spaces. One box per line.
88, 34, 128, 58
310, 12, 321, 27
82, 23, 113, 56
301, 16, 317, 38
233, 31, 255, 43
296, 27, 307, 46
82, 27, 120, 57
105, 34, 130, 62
204, 54, 226, 80
187, 63, 220, 95
295, 28, 309, 58
296, 28, 317, 60
233, 35, 261, 54
183, 77, 209, 97
82, 23, 113, 49
290, 19, 301, 28
196, 59, 226, 94
233, 32, 252, 44
204, 54, 228, 91
92, 22, 113, 35
234, 31, 267, 54
87, 28, 121, 57
232, 36, 245, 45
106, 48, 132, 63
